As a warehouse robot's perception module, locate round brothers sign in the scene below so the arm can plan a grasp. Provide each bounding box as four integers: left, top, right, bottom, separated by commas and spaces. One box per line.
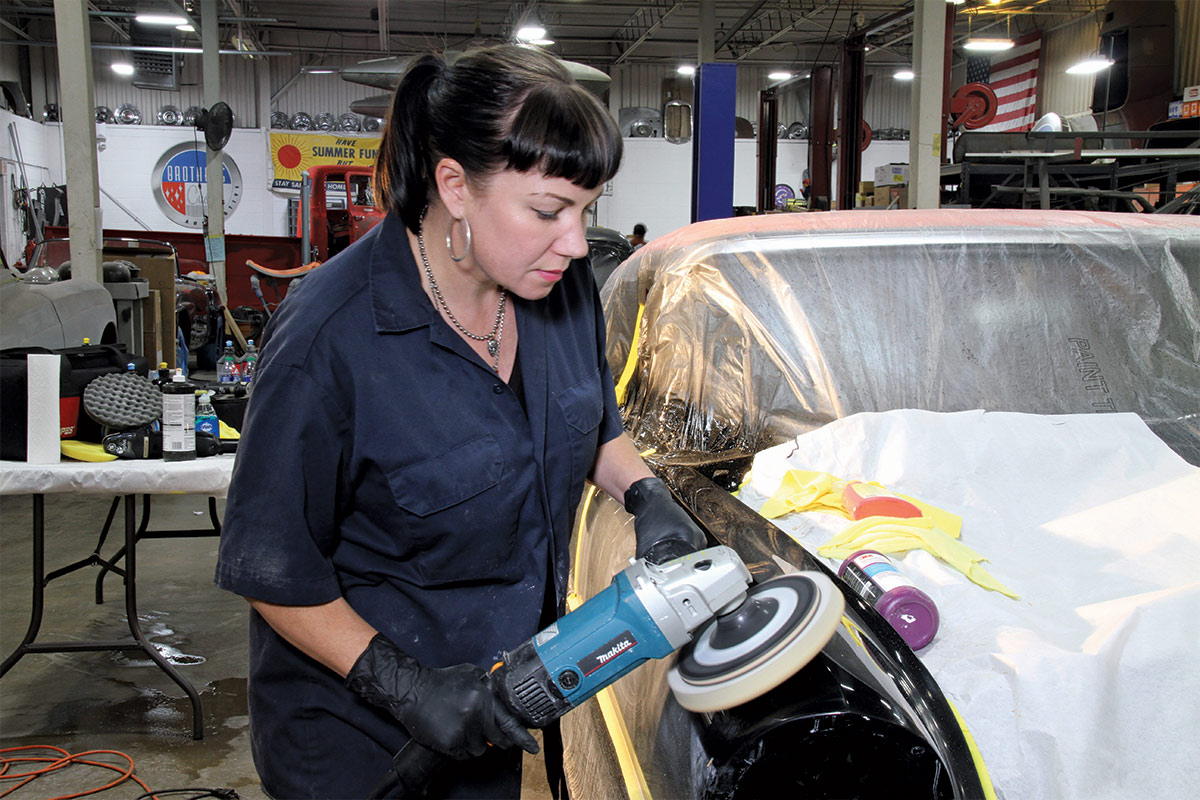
152, 142, 243, 228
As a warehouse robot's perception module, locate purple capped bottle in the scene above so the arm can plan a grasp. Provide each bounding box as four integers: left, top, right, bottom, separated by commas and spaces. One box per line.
838, 550, 939, 650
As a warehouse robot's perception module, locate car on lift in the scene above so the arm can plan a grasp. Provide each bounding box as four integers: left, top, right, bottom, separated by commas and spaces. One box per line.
22, 236, 223, 369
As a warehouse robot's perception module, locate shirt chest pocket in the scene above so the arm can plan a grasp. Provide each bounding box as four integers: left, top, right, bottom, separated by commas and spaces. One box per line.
384, 434, 519, 584
555, 369, 604, 492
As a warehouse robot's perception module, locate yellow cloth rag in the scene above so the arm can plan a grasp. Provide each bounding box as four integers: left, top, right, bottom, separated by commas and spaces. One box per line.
758, 468, 1015, 598
758, 468, 962, 538
817, 516, 1019, 599
219, 419, 240, 440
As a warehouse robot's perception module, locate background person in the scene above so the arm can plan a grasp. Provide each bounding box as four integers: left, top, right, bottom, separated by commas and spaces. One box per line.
629, 222, 647, 249
214, 45, 704, 799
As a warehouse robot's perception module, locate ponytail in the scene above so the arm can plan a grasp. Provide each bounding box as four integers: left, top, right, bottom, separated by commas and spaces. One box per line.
375, 54, 443, 232
375, 46, 621, 235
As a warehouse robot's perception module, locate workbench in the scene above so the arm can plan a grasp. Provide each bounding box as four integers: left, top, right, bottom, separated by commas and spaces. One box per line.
0, 455, 235, 740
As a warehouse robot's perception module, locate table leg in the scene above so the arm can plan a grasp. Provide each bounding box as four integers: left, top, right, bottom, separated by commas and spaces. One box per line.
0, 495, 46, 677
118, 494, 205, 740
0, 494, 205, 740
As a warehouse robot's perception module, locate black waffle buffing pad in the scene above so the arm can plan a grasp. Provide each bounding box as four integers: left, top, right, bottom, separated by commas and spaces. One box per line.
83, 372, 163, 430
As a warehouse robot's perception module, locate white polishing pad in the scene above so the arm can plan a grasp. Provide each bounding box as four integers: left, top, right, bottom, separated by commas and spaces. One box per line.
667, 571, 844, 712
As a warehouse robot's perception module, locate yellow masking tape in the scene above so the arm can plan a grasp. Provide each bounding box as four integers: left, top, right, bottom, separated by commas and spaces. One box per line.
948, 699, 999, 800
614, 304, 645, 406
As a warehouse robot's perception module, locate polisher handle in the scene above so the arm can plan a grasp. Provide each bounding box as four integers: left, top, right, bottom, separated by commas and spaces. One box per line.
368, 739, 446, 799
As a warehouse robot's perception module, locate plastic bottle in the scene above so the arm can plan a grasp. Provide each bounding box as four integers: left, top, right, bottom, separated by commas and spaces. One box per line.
240, 340, 258, 388
838, 550, 939, 650
195, 391, 219, 438
217, 340, 239, 385
161, 369, 197, 461
152, 361, 172, 387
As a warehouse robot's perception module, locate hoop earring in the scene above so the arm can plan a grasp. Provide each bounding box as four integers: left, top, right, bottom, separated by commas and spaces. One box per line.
446, 216, 472, 263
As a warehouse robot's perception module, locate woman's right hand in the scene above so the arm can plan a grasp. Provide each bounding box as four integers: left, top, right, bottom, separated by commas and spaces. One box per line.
346, 633, 539, 759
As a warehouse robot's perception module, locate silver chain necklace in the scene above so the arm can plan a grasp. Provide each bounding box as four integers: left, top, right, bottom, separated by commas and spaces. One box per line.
417, 210, 507, 373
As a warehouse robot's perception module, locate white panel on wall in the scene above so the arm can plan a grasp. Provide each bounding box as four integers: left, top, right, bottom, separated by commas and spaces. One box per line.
1039, 13, 1102, 118
1178, 0, 1200, 90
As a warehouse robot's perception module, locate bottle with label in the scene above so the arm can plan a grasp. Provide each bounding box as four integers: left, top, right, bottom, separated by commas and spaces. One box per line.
241, 340, 258, 388
195, 391, 219, 438
838, 550, 939, 650
217, 340, 240, 385
161, 369, 197, 462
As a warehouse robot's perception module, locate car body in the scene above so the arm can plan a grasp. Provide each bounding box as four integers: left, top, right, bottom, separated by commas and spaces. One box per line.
584, 226, 634, 288
24, 237, 223, 368
562, 209, 1200, 799
0, 264, 117, 351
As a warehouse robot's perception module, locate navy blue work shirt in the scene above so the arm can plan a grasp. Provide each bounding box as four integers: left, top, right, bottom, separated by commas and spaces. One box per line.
214, 212, 624, 798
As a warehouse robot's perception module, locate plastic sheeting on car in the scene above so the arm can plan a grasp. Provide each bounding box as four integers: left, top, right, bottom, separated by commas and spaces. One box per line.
601, 209, 1200, 465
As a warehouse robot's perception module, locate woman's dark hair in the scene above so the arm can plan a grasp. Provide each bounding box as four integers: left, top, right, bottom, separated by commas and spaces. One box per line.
376, 45, 623, 232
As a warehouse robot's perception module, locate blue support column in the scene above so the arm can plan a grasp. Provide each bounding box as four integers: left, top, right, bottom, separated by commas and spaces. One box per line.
691, 62, 737, 223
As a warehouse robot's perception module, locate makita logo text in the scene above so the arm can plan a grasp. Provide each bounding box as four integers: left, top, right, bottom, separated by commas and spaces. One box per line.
597, 639, 633, 664
579, 630, 638, 676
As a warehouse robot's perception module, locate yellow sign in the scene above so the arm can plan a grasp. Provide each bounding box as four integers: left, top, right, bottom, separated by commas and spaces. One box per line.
269, 132, 381, 189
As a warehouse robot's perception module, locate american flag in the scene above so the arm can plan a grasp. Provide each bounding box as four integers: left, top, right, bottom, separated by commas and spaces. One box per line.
965, 31, 1042, 132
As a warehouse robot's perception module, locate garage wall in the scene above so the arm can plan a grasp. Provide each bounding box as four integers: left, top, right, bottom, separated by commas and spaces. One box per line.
0, 109, 61, 265
1038, 12, 1103, 119
600, 137, 910, 242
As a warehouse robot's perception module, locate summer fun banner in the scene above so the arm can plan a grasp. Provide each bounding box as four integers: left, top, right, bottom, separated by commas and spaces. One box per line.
269, 132, 381, 190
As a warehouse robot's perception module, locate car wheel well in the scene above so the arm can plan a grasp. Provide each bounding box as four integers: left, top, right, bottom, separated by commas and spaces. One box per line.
101, 323, 118, 344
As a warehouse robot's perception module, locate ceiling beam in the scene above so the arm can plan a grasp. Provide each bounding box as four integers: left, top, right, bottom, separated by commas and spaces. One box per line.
613, 0, 686, 65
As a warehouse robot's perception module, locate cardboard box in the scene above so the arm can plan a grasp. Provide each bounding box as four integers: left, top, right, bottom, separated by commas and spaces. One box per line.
1183, 85, 1200, 102
858, 180, 875, 194
1181, 100, 1200, 119
142, 289, 164, 369
874, 163, 909, 186
874, 185, 908, 208
1169, 101, 1183, 119
856, 193, 875, 208
127, 254, 180, 369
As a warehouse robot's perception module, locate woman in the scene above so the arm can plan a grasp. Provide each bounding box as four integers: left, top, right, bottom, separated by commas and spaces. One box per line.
215, 45, 704, 799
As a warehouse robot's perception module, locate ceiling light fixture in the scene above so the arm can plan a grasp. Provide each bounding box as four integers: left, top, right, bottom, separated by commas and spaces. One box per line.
964, 37, 1015, 52
516, 25, 547, 41
135, 13, 188, 26
894, 69, 915, 80
529, 38, 555, 46
769, 71, 792, 81
1066, 55, 1114, 75
301, 66, 338, 74
677, 64, 696, 76
112, 62, 135, 76
176, 23, 195, 32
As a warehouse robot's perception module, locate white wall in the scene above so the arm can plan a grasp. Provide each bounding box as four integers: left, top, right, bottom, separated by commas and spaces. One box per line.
601, 137, 911, 242
0, 110, 61, 265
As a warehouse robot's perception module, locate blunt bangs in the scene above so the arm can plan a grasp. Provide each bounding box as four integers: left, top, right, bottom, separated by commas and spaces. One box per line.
504, 83, 622, 190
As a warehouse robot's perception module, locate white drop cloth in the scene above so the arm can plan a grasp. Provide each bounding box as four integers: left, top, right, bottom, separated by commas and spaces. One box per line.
0, 454, 235, 496
736, 410, 1200, 800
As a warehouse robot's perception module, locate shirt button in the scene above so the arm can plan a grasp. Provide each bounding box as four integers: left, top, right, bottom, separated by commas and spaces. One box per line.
492, 384, 504, 394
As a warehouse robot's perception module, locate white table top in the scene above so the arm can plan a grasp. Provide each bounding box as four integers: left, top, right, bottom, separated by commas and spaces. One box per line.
0, 454, 236, 496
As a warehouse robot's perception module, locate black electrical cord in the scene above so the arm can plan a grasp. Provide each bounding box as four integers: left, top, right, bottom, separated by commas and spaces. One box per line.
133, 788, 240, 800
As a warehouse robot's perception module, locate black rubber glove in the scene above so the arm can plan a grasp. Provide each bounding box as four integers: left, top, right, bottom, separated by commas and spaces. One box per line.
624, 476, 707, 565
346, 634, 539, 760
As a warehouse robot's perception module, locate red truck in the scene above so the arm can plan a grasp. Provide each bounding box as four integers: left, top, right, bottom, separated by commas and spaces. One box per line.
45, 165, 385, 317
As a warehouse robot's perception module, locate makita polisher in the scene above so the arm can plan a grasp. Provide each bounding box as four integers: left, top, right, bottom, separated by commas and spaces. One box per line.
372, 545, 844, 797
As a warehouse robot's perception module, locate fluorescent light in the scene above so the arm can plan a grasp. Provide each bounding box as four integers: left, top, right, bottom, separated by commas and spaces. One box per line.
111, 62, 134, 76
894, 69, 915, 80
769, 71, 792, 81
677, 65, 696, 76
135, 13, 188, 26
965, 38, 1015, 52
947, 0, 966, 5
176, 23, 195, 32
516, 25, 546, 41
529, 38, 555, 46
1066, 56, 1114, 75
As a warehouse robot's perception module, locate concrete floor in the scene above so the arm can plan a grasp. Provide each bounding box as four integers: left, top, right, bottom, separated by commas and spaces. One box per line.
0, 491, 554, 799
